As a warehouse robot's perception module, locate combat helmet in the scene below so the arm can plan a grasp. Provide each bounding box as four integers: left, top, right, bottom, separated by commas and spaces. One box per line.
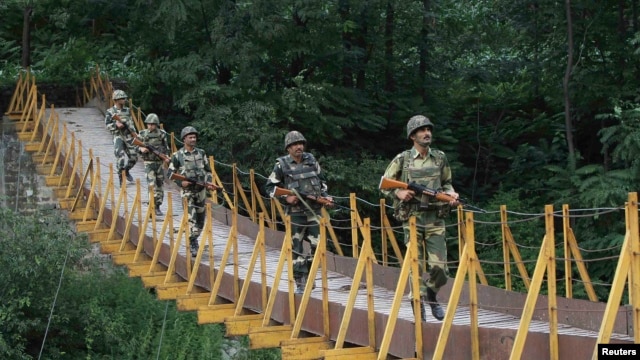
284, 131, 306, 150
180, 126, 198, 140
112, 90, 128, 100
144, 113, 160, 124
406, 115, 434, 139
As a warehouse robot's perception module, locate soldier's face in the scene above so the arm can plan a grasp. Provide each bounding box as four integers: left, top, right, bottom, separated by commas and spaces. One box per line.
184, 134, 197, 147
287, 142, 304, 157
115, 98, 126, 107
411, 126, 432, 147
147, 124, 157, 130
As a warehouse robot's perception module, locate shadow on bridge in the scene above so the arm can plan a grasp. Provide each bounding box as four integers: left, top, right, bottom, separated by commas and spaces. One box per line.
4, 69, 640, 360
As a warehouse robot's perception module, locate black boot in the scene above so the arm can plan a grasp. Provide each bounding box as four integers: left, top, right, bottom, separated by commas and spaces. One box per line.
125, 170, 134, 183
426, 288, 445, 321
118, 172, 125, 187
295, 276, 305, 294
155, 204, 163, 216
190, 239, 199, 258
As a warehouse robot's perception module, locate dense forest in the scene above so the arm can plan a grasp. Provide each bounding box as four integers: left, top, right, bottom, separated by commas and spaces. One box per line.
2, 0, 639, 331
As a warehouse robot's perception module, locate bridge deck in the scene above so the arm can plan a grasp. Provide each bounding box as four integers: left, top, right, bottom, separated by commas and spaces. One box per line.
50, 106, 633, 359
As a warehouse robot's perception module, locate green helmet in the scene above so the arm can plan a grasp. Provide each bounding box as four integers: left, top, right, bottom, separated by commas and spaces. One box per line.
180, 126, 198, 140
144, 113, 160, 124
406, 115, 434, 139
112, 90, 128, 100
284, 131, 306, 150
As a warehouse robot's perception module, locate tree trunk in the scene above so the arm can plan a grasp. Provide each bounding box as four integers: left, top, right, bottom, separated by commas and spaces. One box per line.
563, 0, 576, 159
419, 0, 431, 102
384, 1, 395, 93
21, 6, 33, 69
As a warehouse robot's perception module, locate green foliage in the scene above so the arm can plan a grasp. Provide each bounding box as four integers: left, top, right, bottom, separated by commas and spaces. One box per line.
0, 208, 278, 359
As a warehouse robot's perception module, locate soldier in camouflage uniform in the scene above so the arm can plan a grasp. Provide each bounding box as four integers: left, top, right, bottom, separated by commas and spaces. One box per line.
137, 113, 169, 216
168, 126, 216, 257
265, 131, 333, 294
105, 90, 138, 186
381, 115, 459, 321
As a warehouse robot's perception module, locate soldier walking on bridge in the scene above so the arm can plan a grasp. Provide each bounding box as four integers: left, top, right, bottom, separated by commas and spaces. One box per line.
136, 113, 169, 216
105, 90, 138, 186
381, 115, 459, 321
265, 131, 333, 294
167, 126, 215, 258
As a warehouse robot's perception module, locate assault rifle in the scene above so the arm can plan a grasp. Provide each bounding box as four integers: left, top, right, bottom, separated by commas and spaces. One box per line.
378, 176, 485, 212
273, 187, 352, 212
131, 137, 170, 163
112, 113, 138, 138
170, 172, 223, 191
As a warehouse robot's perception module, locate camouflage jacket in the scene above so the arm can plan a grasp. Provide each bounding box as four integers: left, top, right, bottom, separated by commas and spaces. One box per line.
105, 106, 137, 140
137, 128, 169, 162
264, 152, 328, 213
167, 147, 213, 192
381, 147, 454, 207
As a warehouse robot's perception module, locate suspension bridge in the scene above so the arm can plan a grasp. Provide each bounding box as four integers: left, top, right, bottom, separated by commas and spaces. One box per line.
3, 69, 640, 359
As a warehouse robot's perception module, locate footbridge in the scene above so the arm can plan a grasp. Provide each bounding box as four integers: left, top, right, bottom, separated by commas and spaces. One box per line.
4, 70, 640, 359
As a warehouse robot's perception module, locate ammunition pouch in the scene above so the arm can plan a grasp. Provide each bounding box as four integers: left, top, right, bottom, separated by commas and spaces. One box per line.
393, 201, 413, 222
394, 201, 450, 221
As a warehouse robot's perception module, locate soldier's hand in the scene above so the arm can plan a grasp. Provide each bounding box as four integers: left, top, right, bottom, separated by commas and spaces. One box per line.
286, 195, 299, 205
140, 147, 149, 153
397, 189, 415, 202
324, 196, 335, 208
181, 181, 191, 188
115, 121, 124, 129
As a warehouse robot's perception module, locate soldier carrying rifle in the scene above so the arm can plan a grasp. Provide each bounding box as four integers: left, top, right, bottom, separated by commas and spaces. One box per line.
167, 126, 216, 258
136, 113, 169, 216
265, 131, 333, 294
105, 90, 138, 186
380, 115, 459, 322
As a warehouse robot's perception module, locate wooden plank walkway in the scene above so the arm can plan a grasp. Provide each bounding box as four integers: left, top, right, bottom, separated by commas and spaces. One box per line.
50, 106, 634, 359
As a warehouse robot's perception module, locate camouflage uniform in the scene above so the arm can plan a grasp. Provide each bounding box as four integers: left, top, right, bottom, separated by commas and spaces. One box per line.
105, 105, 138, 181
167, 146, 213, 254
137, 127, 169, 209
381, 115, 456, 321
265, 147, 328, 292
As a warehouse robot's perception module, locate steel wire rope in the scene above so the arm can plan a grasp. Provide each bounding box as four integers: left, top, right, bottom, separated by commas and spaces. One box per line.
38, 224, 75, 360
155, 301, 169, 360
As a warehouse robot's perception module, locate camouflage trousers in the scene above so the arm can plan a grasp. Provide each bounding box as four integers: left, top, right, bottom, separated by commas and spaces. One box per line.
144, 161, 165, 206
113, 137, 137, 173
290, 212, 320, 280
182, 189, 207, 243
403, 210, 448, 297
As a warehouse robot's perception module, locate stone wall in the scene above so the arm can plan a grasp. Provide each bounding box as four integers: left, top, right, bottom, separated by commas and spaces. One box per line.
0, 120, 58, 212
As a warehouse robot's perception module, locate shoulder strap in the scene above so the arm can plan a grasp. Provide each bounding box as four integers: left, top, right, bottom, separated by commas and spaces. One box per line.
400, 150, 411, 183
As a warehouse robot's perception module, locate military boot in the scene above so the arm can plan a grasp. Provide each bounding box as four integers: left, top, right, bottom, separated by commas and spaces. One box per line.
125, 170, 134, 183
295, 276, 306, 294
425, 288, 445, 321
155, 204, 163, 216
190, 239, 199, 258
118, 172, 124, 187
